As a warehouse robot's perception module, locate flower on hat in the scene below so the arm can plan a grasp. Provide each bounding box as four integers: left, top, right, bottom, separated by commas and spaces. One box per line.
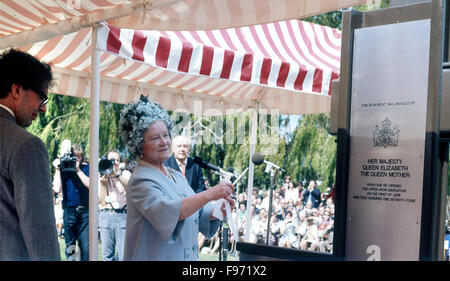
119, 95, 173, 156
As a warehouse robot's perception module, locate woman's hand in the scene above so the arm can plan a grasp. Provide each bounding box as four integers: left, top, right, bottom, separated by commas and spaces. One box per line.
179, 181, 234, 222
213, 196, 236, 219
206, 181, 234, 201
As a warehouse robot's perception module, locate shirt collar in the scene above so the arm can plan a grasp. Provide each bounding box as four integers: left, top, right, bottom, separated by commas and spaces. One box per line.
0, 104, 15, 119
175, 158, 187, 167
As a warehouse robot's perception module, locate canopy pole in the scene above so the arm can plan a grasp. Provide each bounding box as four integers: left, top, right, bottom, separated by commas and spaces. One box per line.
244, 102, 259, 242
89, 25, 100, 261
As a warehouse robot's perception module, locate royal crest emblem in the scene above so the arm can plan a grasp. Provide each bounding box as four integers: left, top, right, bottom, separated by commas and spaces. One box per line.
373, 117, 400, 148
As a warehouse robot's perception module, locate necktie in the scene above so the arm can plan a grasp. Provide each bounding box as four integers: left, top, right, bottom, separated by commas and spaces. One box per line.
179, 161, 186, 177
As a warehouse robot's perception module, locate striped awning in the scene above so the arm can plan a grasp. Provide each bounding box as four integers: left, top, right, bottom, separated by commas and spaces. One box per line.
0, 0, 363, 49
20, 19, 340, 115
0, 0, 361, 114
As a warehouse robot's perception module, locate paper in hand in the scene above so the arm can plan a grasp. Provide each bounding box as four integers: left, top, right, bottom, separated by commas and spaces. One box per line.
212, 198, 237, 240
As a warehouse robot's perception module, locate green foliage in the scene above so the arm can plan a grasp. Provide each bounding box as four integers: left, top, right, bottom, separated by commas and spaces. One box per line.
303, 11, 343, 29
355, 0, 390, 12
284, 114, 336, 190
302, 0, 390, 30
28, 96, 337, 193
186, 111, 336, 192
28, 93, 125, 173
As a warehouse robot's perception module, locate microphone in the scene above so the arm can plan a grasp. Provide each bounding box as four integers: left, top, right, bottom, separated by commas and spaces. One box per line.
194, 157, 236, 180
251, 152, 285, 172
251, 152, 265, 166
194, 156, 221, 173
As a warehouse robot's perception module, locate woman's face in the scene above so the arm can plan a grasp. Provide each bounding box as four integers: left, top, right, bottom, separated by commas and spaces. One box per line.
141, 120, 171, 165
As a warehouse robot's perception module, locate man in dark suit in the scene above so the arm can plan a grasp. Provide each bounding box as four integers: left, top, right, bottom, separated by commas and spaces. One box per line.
164, 135, 206, 193
302, 180, 321, 208
0, 49, 60, 260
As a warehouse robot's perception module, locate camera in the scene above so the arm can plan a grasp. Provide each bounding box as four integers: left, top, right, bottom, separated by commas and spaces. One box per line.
99, 157, 115, 176
60, 153, 77, 173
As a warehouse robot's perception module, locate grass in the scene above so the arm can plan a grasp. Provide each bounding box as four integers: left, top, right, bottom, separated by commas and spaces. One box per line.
58, 237, 102, 261
199, 253, 238, 261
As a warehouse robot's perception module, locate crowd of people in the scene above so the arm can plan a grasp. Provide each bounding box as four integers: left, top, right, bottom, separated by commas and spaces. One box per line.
199, 177, 335, 255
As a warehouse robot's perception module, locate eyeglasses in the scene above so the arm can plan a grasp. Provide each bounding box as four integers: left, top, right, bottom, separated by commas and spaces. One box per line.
35, 91, 49, 108
28, 87, 48, 108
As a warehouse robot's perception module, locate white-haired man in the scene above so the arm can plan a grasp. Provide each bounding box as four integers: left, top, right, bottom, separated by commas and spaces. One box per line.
164, 135, 206, 193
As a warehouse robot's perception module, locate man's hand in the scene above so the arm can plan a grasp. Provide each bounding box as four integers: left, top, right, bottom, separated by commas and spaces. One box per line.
75, 160, 80, 173
99, 174, 108, 185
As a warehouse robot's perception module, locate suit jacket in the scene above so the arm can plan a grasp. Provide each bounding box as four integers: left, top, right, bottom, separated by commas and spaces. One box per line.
302, 188, 321, 208
164, 155, 206, 193
0, 107, 60, 261
123, 165, 219, 260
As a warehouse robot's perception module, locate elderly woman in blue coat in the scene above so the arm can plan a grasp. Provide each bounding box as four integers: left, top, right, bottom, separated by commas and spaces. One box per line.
119, 96, 234, 261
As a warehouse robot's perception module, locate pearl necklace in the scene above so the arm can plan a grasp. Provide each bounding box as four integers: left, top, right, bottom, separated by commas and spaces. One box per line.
138, 159, 173, 181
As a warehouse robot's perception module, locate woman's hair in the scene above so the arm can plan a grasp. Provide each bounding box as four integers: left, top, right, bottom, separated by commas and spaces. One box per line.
119, 95, 173, 157
72, 144, 86, 163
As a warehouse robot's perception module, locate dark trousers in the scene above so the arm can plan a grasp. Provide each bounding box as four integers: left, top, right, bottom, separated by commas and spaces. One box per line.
63, 206, 89, 261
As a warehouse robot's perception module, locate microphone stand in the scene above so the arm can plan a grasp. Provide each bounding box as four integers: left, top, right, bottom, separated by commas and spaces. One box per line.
265, 167, 279, 246
251, 152, 284, 246
222, 220, 229, 261
201, 165, 248, 261
218, 221, 223, 261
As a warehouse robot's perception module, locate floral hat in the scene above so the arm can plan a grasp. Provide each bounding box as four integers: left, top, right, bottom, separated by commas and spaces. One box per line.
119, 95, 173, 156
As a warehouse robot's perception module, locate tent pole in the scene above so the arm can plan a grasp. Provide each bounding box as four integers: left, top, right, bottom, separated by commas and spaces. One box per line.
89, 25, 100, 261
244, 102, 259, 242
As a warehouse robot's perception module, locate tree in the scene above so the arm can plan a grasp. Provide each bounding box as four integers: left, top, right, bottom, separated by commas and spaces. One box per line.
28, 93, 126, 173
302, 0, 390, 29
285, 114, 336, 190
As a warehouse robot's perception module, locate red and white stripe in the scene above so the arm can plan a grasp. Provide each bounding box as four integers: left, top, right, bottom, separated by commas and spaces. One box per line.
97, 21, 340, 96
1, 0, 363, 49
19, 19, 340, 114
0, 0, 129, 37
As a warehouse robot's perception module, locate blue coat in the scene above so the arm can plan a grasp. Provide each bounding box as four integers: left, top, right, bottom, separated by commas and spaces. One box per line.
302, 188, 321, 208
123, 165, 220, 261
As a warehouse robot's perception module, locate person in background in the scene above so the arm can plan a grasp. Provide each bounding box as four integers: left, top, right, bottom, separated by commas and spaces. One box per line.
53, 141, 90, 261
164, 135, 206, 194
302, 180, 321, 209
0, 49, 60, 261
285, 181, 299, 204
54, 195, 64, 238
204, 178, 211, 189
445, 221, 450, 261
98, 150, 131, 261
299, 217, 320, 251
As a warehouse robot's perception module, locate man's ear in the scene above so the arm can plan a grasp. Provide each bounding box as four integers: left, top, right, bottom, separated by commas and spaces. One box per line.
10, 84, 22, 100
